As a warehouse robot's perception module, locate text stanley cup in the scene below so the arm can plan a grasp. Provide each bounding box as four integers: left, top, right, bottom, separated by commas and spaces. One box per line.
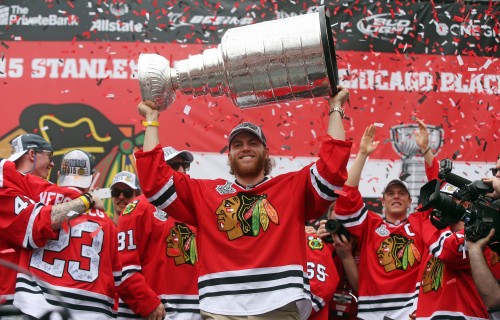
138, 6, 339, 111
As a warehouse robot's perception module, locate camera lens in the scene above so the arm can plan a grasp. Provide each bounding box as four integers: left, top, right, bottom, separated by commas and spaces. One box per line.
325, 219, 340, 233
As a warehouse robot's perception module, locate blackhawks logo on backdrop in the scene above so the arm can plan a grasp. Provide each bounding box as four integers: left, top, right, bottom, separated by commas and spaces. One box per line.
165, 222, 197, 266
215, 193, 279, 240
376, 233, 421, 273
0, 103, 145, 218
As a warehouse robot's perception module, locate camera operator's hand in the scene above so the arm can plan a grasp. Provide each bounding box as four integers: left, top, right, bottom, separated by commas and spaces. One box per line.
332, 233, 353, 259
316, 220, 330, 239
467, 228, 495, 253
482, 177, 500, 199
305, 225, 317, 235
359, 124, 379, 156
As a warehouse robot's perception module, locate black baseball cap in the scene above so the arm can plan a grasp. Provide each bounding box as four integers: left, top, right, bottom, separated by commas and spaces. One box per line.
228, 122, 267, 147
8, 134, 53, 162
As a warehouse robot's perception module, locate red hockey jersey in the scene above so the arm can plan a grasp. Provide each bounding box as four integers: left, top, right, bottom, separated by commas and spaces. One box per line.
0, 159, 54, 305
335, 185, 430, 320
117, 194, 200, 319
415, 225, 488, 319
487, 249, 500, 280
14, 185, 122, 319
305, 233, 338, 320
135, 139, 351, 318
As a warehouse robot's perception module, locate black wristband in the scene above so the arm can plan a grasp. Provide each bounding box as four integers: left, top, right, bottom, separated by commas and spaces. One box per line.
422, 147, 431, 156
82, 193, 95, 209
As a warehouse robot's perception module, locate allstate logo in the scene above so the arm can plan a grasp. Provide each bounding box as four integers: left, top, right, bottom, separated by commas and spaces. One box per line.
0, 6, 9, 25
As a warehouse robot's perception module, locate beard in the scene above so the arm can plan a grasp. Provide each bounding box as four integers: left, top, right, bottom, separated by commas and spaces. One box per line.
229, 150, 266, 178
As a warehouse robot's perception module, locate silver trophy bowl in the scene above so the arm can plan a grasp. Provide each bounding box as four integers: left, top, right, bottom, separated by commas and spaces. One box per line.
390, 124, 444, 211
138, 6, 339, 111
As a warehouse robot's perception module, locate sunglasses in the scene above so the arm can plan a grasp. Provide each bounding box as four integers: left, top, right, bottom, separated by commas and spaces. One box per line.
167, 161, 190, 171
490, 167, 499, 176
111, 188, 135, 198
36, 149, 53, 162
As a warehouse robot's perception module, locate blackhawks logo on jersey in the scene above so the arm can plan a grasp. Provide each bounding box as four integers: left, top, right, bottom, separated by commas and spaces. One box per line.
122, 200, 139, 215
422, 257, 444, 293
376, 233, 421, 272
215, 193, 279, 240
307, 235, 324, 250
165, 222, 197, 266
491, 251, 500, 266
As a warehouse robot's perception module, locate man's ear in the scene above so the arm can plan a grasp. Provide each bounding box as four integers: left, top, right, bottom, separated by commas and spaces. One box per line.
27, 149, 36, 161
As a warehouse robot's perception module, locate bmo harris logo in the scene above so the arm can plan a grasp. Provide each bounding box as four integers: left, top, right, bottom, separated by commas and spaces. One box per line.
357, 12, 413, 41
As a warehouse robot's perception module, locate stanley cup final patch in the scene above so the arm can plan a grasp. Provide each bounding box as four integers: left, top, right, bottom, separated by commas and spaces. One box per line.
154, 208, 168, 221
375, 224, 390, 237
215, 181, 236, 195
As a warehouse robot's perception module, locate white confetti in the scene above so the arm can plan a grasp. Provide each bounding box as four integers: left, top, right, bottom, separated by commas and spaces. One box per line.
374, 123, 384, 127
482, 59, 492, 70
449, 98, 456, 107
457, 55, 464, 66
41, 126, 49, 131
184, 105, 191, 115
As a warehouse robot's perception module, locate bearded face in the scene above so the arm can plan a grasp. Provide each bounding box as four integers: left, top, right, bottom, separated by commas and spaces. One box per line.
228, 132, 268, 179
229, 148, 266, 178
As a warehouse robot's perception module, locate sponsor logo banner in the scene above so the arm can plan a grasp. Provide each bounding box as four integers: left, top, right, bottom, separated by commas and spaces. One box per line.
0, 1, 497, 56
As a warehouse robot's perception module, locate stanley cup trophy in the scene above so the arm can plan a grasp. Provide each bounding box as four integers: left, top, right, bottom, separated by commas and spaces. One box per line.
390, 124, 444, 212
138, 6, 339, 111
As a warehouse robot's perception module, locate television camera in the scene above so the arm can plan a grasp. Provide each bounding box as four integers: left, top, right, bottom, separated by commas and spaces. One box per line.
418, 158, 500, 252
